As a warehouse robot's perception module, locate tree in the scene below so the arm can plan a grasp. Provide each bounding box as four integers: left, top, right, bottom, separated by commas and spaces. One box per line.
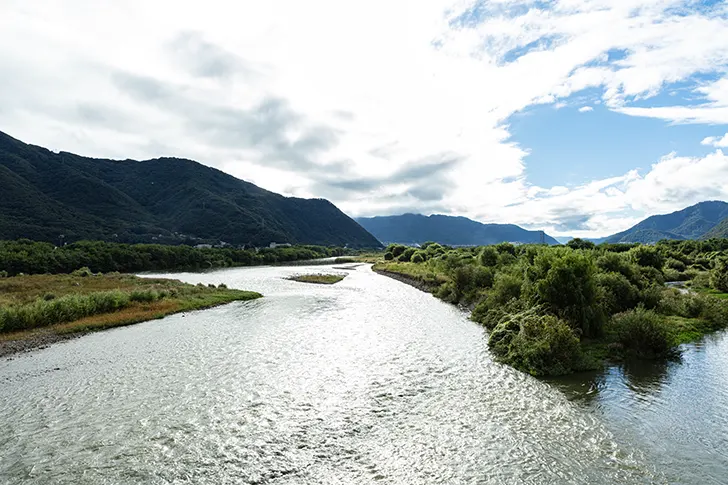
566, 238, 595, 250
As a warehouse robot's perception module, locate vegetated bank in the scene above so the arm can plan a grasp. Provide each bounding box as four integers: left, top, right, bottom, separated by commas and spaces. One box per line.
0, 240, 352, 276
0, 271, 261, 356
373, 239, 728, 377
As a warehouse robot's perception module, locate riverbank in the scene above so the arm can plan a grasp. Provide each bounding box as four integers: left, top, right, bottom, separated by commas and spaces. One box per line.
372, 244, 728, 377
0, 273, 261, 358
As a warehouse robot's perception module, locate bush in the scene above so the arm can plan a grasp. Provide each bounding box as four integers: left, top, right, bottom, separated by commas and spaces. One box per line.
389, 245, 406, 258
411, 251, 426, 263
488, 309, 582, 376
665, 258, 686, 272
596, 272, 639, 315
0, 270, 8, 278
129, 290, 159, 303
629, 246, 664, 270
398, 248, 416, 262
709, 258, 728, 292
71, 267, 93, 277
383, 252, 394, 261
610, 308, 672, 358
479, 247, 498, 267
533, 250, 603, 337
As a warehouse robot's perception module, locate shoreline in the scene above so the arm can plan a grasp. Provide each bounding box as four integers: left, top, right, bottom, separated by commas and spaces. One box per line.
0, 298, 258, 359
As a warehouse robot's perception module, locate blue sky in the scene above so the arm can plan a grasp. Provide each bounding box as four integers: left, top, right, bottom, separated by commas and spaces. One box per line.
1, 0, 728, 237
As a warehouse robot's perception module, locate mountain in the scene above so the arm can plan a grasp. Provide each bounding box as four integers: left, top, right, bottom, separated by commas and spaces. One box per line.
701, 215, 728, 239
356, 214, 559, 246
0, 131, 381, 247
604, 201, 728, 244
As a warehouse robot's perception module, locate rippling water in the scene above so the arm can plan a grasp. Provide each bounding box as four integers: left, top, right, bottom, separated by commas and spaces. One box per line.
1, 264, 727, 484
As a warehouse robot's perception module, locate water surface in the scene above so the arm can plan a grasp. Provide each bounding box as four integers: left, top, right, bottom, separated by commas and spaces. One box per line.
1, 264, 726, 484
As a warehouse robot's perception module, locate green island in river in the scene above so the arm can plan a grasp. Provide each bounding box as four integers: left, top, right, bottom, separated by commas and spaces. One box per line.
287, 274, 346, 285
0, 271, 261, 356
369, 239, 728, 377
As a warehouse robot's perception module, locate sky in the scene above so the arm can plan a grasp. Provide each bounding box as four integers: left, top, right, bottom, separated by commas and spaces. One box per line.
1, 0, 728, 238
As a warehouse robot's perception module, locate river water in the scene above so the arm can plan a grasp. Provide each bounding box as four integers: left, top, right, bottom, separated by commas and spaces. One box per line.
1, 264, 727, 484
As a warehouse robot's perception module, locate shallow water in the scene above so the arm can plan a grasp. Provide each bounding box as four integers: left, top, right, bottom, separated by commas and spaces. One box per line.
1, 264, 726, 484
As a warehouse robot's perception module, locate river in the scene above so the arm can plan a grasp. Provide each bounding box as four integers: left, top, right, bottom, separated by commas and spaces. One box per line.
1, 264, 727, 484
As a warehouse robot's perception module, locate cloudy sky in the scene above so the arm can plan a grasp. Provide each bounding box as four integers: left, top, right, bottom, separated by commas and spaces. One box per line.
2, 0, 728, 237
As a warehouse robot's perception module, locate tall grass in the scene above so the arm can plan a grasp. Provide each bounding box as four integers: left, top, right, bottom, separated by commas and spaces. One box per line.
0, 289, 164, 332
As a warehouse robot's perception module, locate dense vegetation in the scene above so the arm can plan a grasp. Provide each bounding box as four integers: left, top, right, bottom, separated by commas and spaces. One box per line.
0, 130, 381, 247
0, 240, 348, 276
604, 201, 728, 244
357, 213, 558, 246
374, 239, 728, 376
0, 273, 260, 342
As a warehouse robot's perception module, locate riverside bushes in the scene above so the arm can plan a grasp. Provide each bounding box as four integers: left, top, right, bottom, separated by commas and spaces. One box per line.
374, 237, 728, 376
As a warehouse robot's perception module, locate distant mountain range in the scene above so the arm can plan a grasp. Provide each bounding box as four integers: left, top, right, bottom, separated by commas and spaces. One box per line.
603, 201, 728, 244
356, 214, 559, 246
0, 131, 381, 247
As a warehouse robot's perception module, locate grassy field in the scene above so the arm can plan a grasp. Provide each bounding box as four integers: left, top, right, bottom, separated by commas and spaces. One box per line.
287, 274, 346, 284
0, 273, 261, 349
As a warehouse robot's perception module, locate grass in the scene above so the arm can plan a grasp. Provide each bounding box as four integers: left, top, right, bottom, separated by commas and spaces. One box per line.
0, 273, 261, 344
287, 274, 345, 284
372, 261, 449, 288
694, 287, 728, 299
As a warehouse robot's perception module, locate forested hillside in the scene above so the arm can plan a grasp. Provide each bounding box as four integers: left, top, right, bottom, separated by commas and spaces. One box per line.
0, 131, 380, 248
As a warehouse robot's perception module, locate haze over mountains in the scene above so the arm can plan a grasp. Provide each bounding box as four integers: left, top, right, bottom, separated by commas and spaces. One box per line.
356, 214, 559, 246
0, 131, 380, 247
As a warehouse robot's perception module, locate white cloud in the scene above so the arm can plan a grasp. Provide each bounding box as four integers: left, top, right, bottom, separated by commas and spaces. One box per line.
702, 133, 728, 148
1, 0, 727, 237
578, 106, 593, 113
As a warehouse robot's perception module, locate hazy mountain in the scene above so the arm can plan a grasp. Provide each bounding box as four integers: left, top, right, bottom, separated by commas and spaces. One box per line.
603, 201, 728, 244
0, 131, 381, 247
356, 214, 559, 246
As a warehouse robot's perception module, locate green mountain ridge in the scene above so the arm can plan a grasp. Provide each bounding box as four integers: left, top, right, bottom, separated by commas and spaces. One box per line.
0, 131, 381, 247
356, 213, 559, 246
604, 201, 728, 244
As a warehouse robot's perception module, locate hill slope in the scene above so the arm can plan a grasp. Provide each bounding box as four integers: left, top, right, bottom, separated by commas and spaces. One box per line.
604, 201, 728, 244
0, 131, 381, 247
701, 215, 728, 239
356, 214, 559, 246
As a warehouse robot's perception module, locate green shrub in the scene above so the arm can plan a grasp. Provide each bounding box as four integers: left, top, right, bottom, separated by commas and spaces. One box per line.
411, 251, 426, 263
129, 290, 159, 303
488, 309, 582, 376
398, 248, 416, 262
533, 250, 603, 337
609, 308, 672, 358
596, 272, 639, 315
383, 252, 394, 261
71, 267, 93, 277
709, 258, 728, 292
479, 247, 498, 267
389, 245, 406, 258
0, 270, 8, 278
629, 246, 664, 270
665, 258, 686, 272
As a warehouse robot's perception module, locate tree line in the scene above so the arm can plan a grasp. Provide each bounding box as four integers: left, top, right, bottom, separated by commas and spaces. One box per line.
0, 240, 347, 276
